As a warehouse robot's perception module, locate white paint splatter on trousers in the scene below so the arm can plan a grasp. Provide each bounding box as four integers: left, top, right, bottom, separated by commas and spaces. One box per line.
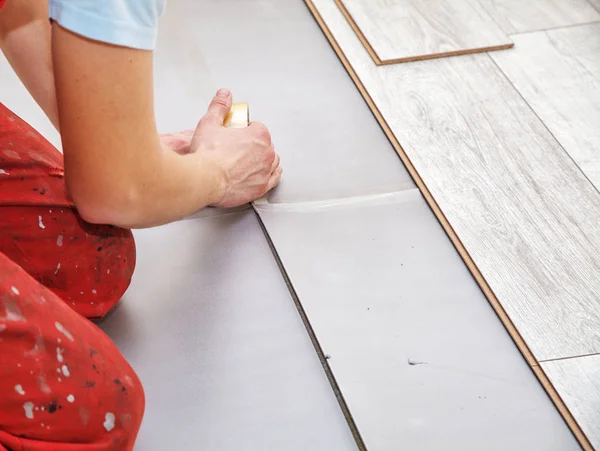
54, 322, 74, 342
104, 412, 116, 431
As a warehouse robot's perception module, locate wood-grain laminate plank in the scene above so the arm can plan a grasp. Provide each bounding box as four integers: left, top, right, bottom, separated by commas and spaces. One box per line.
336, 0, 512, 65
306, 0, 600, 446
477, 0, 600, 34
541, 355, 600, 450
491, 23, 600, 190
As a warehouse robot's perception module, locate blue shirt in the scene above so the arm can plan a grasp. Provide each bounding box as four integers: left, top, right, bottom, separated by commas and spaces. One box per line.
48, 0, 166, 50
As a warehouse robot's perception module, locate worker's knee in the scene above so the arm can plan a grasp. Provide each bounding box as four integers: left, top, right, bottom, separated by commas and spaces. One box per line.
71, 215, 137, 318
0, 206, 136, 318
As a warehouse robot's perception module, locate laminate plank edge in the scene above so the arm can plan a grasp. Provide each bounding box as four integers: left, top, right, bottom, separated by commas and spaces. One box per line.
303, 0, 597, 448
334, 0, 513, 65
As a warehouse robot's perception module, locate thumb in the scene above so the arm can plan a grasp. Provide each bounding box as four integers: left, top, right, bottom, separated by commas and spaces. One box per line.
203, 88, 232, 125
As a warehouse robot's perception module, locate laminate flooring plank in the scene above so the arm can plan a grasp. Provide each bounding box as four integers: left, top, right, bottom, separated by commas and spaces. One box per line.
255, 191, 580, 451
309, 0, 600, 363
477, 0, 600, 34
541, 355, 600, 449
336, 0, 512, 65
100, 212, 357, 451
491, 23, 600, 190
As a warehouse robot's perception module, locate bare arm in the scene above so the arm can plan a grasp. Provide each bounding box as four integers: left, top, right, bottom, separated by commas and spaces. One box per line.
51, 24, 229, 227
0, 4, 281, 228
52, 24, 280, 228
0, 1, 190, 150
0, 0, 59, 129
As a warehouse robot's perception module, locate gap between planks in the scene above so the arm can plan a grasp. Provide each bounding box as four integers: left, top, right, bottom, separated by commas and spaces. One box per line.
253, 210, 369, 451
506, 19, 600, 36
332, 0, 514, 66
539, 352, 600, 364
303, 0, 594, 449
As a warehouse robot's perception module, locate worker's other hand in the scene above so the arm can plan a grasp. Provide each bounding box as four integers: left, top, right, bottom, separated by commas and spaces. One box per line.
191, 88, 282, 208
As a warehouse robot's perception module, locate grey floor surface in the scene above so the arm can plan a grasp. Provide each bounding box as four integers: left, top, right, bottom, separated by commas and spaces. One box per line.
100, 212, 356, 451
256, 191, 579, 451
0, 0, 583, 449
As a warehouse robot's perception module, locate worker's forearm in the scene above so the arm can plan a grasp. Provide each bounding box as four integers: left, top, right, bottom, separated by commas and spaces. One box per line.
129, 148, 225, 228
71, 145, 225, 229
0, 0, 59, 129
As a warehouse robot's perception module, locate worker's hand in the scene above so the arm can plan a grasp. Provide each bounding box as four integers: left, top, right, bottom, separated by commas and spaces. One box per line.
191, 88, 282, 208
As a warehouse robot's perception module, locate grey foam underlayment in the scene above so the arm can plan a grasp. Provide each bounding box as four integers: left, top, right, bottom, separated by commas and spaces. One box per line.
99, 211, 357, 451
254, 189, 580, 451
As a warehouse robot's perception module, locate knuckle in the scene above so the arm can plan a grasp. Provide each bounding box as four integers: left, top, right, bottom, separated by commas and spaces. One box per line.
264, 149, 276, 164
252, 122, 271, 144
211, 98, 229, 109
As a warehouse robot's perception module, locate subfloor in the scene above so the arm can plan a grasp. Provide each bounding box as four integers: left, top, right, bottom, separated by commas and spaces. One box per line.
1, 0, 598, 450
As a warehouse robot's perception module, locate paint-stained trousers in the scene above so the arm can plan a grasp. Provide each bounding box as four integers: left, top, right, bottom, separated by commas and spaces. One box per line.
0, 103, 145, 450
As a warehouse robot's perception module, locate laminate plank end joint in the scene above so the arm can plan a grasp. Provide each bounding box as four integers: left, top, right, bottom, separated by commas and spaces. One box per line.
378, 43, 515, 65
332, 0, 384, 65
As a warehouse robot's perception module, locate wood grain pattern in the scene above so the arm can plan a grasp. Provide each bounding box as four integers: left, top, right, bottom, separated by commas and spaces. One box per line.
491, 23, 600, 191
336, 0, 513, 65
541, 355, 600, 449
306, 0, 600, 447
477, 0, 600, 34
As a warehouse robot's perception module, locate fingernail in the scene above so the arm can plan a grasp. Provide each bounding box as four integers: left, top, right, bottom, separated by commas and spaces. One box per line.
217, 88, 230, 97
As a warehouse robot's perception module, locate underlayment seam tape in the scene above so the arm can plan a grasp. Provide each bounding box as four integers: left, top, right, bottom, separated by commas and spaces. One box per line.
304, 0, 593, 449
253, 189, 420, 212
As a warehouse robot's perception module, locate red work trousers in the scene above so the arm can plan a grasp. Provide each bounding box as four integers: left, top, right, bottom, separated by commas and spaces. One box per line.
0, 103, 144, 450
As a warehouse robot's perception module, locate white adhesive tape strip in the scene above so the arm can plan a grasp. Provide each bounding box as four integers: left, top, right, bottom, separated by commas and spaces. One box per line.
253, 189, 421, 213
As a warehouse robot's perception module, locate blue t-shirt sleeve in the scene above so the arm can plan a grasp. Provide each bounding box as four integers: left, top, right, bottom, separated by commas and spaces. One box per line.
48, 0, 166, 50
